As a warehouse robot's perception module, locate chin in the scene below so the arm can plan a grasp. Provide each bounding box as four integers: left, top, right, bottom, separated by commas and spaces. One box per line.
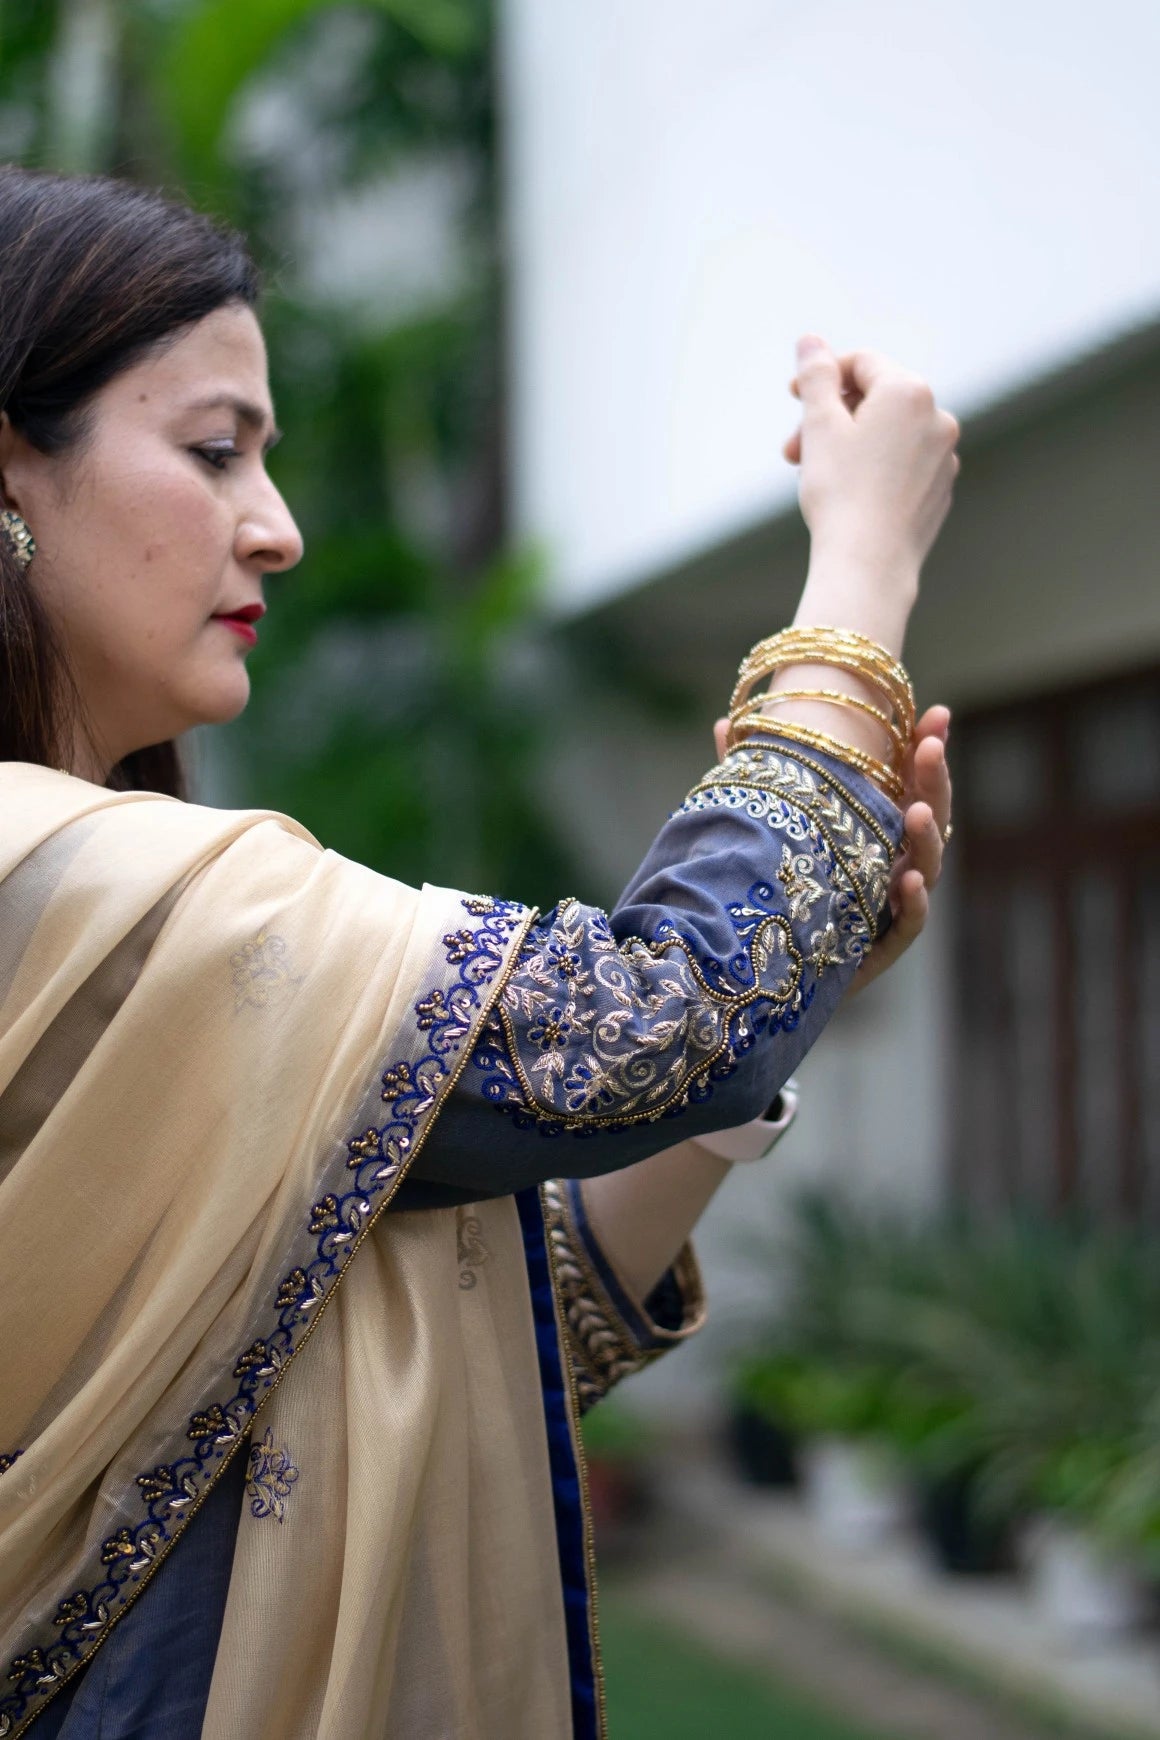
181, 668, 253, 730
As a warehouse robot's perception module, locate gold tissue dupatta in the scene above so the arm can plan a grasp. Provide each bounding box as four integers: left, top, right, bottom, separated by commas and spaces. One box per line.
0, 766, 578, 1738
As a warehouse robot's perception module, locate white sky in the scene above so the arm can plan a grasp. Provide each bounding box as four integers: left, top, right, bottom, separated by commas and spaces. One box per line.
502, 0, 1160, 612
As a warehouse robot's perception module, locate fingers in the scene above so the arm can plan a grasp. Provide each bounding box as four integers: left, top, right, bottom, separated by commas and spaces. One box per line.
842, 348, 930, 405
794, 335, 844, 427
848, 704, 951, 996
913, 703, 951, 747
900, 800, 943, 890
912, 729, 953, 838
889, 867, 929, 948
786, 361, 960, 471
898, 704, 950, 802
789, 373, 861, 408
795, 348, 906, 406
938, 409, 961, 446
798, 350, 960, 455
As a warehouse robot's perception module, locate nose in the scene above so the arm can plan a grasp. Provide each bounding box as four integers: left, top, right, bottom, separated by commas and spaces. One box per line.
237, 471, 304, 574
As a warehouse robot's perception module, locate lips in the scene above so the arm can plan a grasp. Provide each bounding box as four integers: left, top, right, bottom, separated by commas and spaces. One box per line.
214, 603, 265, 647
216, 603, 266, 624
213, 602, 266, 650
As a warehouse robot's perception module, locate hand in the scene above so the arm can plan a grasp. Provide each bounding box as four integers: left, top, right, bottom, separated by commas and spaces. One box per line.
848, 703, 952, 994
712, 703, 953, 996
788, 337, 960, 594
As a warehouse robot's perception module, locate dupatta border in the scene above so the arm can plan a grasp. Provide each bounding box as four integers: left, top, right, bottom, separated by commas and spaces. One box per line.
1, 894, 535, 1740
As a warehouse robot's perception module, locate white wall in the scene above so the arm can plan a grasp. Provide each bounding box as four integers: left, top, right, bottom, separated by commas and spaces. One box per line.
502, 0, 1160, 614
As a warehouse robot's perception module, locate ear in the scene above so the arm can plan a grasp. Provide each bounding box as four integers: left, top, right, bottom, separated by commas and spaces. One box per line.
0, 410, 33, 511
0, 412, 22, 513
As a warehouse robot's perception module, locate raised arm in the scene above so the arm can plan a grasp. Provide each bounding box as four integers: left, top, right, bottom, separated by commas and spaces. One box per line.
402, 339, 958, 1206
579, 702, 953, 1305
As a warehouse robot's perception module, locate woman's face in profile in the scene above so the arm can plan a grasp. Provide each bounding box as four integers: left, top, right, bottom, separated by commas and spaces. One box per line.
0, 303, 303, 770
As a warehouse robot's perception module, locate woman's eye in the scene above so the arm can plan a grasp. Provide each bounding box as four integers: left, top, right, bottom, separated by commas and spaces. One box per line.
192, 445, 239, 472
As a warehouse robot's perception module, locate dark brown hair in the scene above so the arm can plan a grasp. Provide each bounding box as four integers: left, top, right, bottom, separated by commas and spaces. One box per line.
0, 166, 262, 797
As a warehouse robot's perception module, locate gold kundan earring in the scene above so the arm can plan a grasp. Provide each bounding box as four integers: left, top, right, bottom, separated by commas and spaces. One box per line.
0, 508, 36, 569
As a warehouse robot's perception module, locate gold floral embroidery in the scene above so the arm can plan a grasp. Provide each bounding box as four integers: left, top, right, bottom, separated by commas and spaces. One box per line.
776, 844, 826, 921
246, 1428, 299, 1523
542, 1180, 703, 1412
456, 1210, 489, 1289
230, 928, 304, 1010
687, 741, 894, 930
490, 899, 803, 1131
807, 921, 850, 977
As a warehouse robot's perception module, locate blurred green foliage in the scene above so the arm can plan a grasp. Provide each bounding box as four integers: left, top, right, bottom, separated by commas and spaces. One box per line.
734, 1195, 1160, 1568
0, 0, 644, 906
581, 1397, 656, 1465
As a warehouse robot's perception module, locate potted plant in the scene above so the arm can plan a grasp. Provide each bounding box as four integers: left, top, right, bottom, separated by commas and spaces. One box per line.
726, 1351, 800, 1489
887, 1218, 1160, 1614
580, 1400, 655, 1558
727, 1187, 921, 1550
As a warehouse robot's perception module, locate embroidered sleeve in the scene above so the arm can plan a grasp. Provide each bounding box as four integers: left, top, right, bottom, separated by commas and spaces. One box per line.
542, 1177, 705, 1413
398, 737, 901, 1203
471, 739, 896, 1136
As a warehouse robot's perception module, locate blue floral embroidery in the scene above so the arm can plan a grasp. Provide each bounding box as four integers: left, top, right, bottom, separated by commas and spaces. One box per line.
471, 747, 894, 1142
0, 895, 528, 1738
246, 1428, 300, 1523
527, 1006, 577, 1052
0, 1450, 23, 1476
474, 884, 809, 1136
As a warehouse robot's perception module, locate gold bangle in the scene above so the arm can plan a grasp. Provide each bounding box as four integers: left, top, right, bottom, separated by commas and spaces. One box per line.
729, 707, 904, 781
725, 627, 918, 802
740, 717, 905, 803
734, 627, 915, 732
733, 655, 914, 735
734, 646, 915, 739
735, 687, 907, 760
740, 626, 913, 702
729, 631, 916, 761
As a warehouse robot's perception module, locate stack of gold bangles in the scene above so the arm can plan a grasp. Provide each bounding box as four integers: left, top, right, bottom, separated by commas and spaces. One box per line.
726, 627, 916, 804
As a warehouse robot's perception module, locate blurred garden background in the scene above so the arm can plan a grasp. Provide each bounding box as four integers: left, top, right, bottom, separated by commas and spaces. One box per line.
0, 0, 654, 907
3, 3, 1160, 1735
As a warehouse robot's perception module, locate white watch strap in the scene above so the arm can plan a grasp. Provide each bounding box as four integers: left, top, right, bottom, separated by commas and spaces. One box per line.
690, 1077, 800, 1162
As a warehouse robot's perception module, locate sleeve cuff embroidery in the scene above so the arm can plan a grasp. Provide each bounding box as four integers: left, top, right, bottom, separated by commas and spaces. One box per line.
685, 738, 897, 941
542, 1177, 706, 1413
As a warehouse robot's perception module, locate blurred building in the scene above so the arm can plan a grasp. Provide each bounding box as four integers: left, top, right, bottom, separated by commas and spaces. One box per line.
500, 0, 1160, 1399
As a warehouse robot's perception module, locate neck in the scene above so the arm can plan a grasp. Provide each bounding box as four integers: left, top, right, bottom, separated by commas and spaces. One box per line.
59, 722, 117, 786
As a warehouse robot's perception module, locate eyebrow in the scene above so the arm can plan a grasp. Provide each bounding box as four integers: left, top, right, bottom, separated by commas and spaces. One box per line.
184, 393, 283, 452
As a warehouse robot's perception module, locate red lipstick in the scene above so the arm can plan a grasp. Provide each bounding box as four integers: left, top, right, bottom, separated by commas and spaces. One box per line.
220, 617, 258, 646
214, 602, 265, 647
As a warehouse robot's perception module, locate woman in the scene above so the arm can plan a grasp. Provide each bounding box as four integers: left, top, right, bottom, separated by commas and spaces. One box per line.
0, 168, 954, 1738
